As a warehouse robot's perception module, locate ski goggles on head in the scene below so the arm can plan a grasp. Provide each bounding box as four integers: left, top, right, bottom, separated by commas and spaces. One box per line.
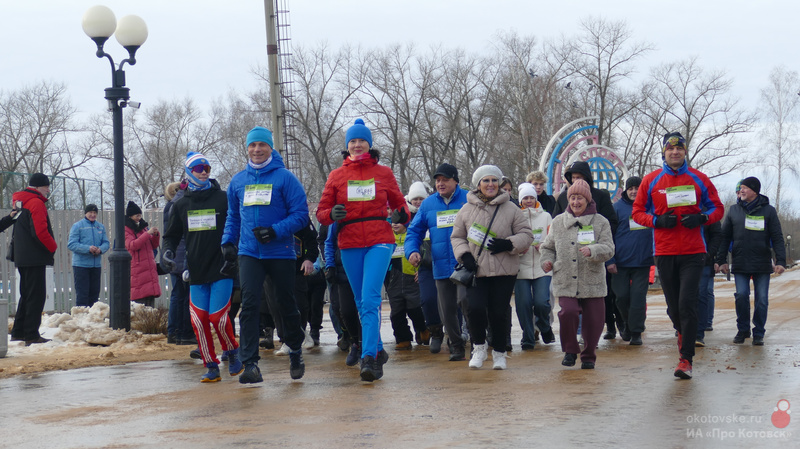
190, 164, 211, 174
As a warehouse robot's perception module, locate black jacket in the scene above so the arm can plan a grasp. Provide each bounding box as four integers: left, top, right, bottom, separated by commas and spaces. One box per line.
537, 193, 557, 216
552, 161, 618, 236
715, 194, 785, 273
294, 220, 319, 274
163, 180, 229, 284
702, 220, 722, 267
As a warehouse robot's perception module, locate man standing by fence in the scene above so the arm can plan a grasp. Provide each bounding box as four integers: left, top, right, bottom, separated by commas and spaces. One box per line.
68, 204, 110, 307
9, 173, 58, 346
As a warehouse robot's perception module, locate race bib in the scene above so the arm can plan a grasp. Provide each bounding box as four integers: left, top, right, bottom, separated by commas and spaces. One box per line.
577, 226, 595, 245
467, 223, 496, 249
243, 184, 273, 206
347, 179, 376, 202
629, 216, 647, 230
531, 228, 544, 247
745, 215, 765, 231
392, 244, 405, 258
187, 209, 216, 231
665, 185, 697, 208
436, 210, 459, 228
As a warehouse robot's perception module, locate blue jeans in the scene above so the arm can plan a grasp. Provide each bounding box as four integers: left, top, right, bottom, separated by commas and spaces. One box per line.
341, 244, 394, 358
167, 273, 193, 340
514, 276, 552, 346
417, 267, 441, 327
733, 273, 770, 338
696, 266, 715, 340
73, 266, 102, 307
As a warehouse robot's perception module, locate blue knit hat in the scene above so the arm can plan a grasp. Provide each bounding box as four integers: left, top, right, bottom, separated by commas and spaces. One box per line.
185, 151, 211, 190
246, 126, 274, 149
345, 119, 373, 149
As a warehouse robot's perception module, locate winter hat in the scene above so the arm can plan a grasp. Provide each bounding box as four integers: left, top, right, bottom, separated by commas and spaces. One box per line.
518, 182, 537, 200
625, 176, 642, 191
564, 161, 593, 184
246, 126, 274, 149
184, 151, 211, 191
567, 179, 592, 201
471, 165, 503, 188
662, 131, 687, 155
740, 176, 761, 195
125, 201, 142, 217
433, 163, 459, 184
84, 204, 98, 214
345, 118, 373, 149
29, 173, 50, 187
407, 181, 428, 200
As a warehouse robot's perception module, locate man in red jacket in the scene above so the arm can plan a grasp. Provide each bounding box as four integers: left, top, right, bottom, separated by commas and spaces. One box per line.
9, 173, 58, 346
632, 132, 723, 380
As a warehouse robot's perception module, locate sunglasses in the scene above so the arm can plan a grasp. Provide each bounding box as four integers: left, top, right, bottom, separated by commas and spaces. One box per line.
191, 164, 211, 174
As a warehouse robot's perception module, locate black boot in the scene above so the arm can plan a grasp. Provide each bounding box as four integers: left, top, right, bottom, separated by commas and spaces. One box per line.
259, 327, 275, 349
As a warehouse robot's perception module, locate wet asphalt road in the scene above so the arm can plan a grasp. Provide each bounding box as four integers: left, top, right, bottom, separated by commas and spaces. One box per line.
1, 271, 799, 448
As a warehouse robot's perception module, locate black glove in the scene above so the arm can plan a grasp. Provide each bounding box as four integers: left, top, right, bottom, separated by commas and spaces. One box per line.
252, 227, 276, 243
654, 209, 678, 228
220, 260, 237, 277
325, 267, 337, 283
680, 213, 708, 229
460, 252, 478, 272
330, 204, 347, 221
160, 249, 177, 272
390, 207, 409, 224
487, 238, 514, 255
221, 243, 238, 262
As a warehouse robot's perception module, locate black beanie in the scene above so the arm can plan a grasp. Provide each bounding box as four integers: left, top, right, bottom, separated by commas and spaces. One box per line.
740, 177, 761, 195
433, 163, 460, 184
29, 173, 50, 187
84, 204, 99, 214
126, 201, 142, 217
625, 176, 642, 191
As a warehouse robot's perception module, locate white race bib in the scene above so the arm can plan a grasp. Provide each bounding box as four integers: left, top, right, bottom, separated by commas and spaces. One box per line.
243, 184, 273, 206
467, 223, 496, 249
392, 244, 405, 258
629, 216, 647, 230
187, 209, 216, 231
577, 226, 595, 245
745, 215, 765, 231
436, 210, 459, 228
665, 185, 697, 208
347, 179, 376, 202
531, 228, 544, 247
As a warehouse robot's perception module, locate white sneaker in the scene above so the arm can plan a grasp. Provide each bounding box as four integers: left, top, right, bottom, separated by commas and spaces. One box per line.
302, 330, 314, 350
492, 350, 507, 370
275, 343, 290, 356
469, 343, 488, 369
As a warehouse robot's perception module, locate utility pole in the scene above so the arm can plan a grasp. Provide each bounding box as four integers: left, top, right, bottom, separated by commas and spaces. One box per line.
263, 0, 284, 154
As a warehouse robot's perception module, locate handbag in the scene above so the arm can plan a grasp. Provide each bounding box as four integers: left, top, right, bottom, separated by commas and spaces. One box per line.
450, 204, 502, 287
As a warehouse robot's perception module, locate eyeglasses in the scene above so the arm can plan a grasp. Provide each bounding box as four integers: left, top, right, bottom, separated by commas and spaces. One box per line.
191, 164, 211, 174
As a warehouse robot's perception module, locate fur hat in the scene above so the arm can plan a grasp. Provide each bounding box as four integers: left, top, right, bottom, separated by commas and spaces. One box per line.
345, 118, 373, 149
518, 182, 537, 200
125, 201, 142, 217
246, 126, 274, 149
567, 179, 592, 201
740, 176, 761, 195
29, 173, 50, 187
471, 165, 503, 188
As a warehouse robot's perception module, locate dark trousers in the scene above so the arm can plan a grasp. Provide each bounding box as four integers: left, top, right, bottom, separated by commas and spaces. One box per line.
417, 268, 441, 327
73, 266, 102, 307
558, 296, 605, 363
612, 266, 650, 334
604, 271, 624, 333
337, 280, 361, 344
167, 273, 193, 340
11, 265, 47, 340
656, 254, 703, 362
387, 270, 426, 343
239, 256, 303, 366
308, 278, 326, 332
466, 275, 516, 352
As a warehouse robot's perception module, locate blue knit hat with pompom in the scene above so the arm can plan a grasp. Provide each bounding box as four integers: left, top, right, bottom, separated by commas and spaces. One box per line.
345, 119, 373, 149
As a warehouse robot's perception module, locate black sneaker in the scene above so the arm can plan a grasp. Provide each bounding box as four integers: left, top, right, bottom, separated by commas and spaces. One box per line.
581, 361, 595, 369
310, 329, 320, 346
603, 330, 616, 340
375, 349, 389, 379
630, 333, 643, 346
733, 331, 750, 344
621, 328, 632, 342
448, 345, 466, 361
177, 337, 198, 346
360, 356, 377, 382
239, 364, 263, 384
167, 334, 177, 344
562, 353, 577, 366
289, 350, 305, 380
346, 343, 361, 366
542, 330, 555, 344
189, 348, 202, 359
753, 336, 764, 346
337, 336, 350, 352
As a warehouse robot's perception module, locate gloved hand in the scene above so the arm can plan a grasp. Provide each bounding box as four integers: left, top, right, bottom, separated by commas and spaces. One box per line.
160, 249, 177, 272
390, 207, 409, 224
221, 243, 238, 262
654, 210, 678, 228
325, 267, 337, 283
182, 270, 191, 283
680, 213, 708, 229
487, 238, 514, 255
330, 204, 347, 221
460, 252, 478, 272
220, 260, 237, 277
252, 227, 276, 243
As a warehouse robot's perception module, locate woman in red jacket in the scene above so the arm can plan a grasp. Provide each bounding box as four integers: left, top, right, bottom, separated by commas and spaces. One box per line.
317, 119, 408, 382
124, 201, 162, 307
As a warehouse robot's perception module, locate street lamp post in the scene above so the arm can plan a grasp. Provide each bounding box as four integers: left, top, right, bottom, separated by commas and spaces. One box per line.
82, 6, 148, 330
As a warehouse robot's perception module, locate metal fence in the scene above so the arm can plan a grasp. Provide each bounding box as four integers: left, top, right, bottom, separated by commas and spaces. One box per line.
0, 172, 105, 210
1, 209, 170, 315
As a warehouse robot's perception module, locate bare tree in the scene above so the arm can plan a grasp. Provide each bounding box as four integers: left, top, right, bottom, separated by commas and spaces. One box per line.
759, 65, 800, 214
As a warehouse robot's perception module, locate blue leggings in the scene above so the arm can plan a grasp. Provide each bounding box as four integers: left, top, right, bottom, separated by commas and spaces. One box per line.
341, 244, 394, 358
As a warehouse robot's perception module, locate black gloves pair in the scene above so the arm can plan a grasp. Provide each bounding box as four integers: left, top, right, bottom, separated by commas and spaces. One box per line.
654, 209, 708, 229
487, 238, 514, 255
252, 227, 276, 243
219, 244, 239, 277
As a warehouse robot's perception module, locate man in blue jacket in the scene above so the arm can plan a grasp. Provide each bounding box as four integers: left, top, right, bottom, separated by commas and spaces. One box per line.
715, 177, 786, 346
222, 126, 310, 383
405, 163, 470, 361
67, 204, 110, 307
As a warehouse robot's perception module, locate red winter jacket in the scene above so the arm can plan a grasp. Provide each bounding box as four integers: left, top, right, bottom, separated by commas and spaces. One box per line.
125, 218, 162, 301
317, 154, 408, 249
632, 160, 723, 256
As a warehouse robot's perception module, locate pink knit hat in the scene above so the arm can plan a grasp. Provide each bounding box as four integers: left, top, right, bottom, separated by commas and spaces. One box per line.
567, 179, 591, 201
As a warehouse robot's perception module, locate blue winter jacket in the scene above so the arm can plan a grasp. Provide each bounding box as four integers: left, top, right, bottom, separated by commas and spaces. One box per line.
608, 193, 653, 267
404, 187, 468, 280
67, 218, 110, 268
222, 150, 309, 260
